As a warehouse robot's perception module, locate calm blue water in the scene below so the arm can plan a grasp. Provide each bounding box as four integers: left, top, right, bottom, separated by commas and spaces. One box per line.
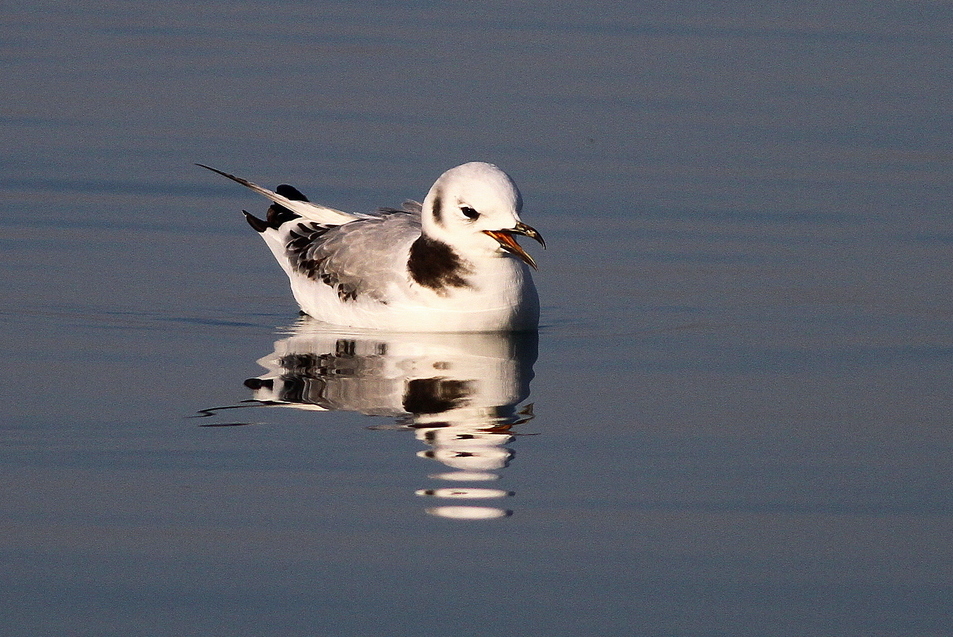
2, 2, 952, 636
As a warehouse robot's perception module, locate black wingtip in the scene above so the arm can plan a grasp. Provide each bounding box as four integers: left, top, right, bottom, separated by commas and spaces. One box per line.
243, 210, 269, 233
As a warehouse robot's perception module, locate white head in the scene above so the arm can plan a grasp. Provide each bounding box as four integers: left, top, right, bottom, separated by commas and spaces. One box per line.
420, 162, 544, 268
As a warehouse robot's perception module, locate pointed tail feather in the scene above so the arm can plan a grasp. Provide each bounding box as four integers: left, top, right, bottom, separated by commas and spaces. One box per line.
197, 163, 358, 225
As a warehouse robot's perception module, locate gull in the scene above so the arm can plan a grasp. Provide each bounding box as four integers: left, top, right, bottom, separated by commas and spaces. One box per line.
199, 162, 544, 332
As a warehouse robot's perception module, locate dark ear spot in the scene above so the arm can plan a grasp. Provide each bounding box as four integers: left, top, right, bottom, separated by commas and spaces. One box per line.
431, 189, 443, 227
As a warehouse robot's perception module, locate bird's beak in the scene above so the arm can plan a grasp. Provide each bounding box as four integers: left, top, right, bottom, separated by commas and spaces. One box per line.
483, 222, 546, 270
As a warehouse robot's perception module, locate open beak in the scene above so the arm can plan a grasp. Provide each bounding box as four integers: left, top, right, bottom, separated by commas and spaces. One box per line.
483, 222, 546, 270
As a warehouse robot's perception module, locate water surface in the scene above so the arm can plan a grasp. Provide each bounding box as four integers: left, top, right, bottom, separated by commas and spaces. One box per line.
2, 2, 951, 636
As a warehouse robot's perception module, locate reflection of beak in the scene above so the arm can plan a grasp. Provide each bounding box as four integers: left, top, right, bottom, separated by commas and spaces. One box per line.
483, 222, 546, 270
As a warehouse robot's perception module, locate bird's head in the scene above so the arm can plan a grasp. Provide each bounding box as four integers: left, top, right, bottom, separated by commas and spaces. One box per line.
420, 162, 544, 269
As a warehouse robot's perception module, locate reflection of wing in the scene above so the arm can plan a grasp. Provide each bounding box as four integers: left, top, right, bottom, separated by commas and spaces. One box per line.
237, 317, 538, 519
244, 317, 537, 428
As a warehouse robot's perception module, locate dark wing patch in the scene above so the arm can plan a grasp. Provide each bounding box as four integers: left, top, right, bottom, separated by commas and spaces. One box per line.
407, 235, 472, 294
241, 182, 308, 233
285, 222, 352, 296
267, 203, 301, 229
276, 184, 309, 201
243, 210, 270, 232
244, 202, 302, 233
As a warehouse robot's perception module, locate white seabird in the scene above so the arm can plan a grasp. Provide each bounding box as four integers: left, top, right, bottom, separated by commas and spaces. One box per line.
200, 162, 544, 332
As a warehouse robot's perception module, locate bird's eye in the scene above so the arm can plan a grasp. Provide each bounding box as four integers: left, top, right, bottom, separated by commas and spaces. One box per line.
460, 206, 480, 220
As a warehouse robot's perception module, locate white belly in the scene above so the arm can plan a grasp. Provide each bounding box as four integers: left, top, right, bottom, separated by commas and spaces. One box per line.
288, 257, 539, 332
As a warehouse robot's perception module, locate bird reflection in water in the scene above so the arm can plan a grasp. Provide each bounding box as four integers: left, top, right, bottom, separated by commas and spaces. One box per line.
201, 317, 538, 519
